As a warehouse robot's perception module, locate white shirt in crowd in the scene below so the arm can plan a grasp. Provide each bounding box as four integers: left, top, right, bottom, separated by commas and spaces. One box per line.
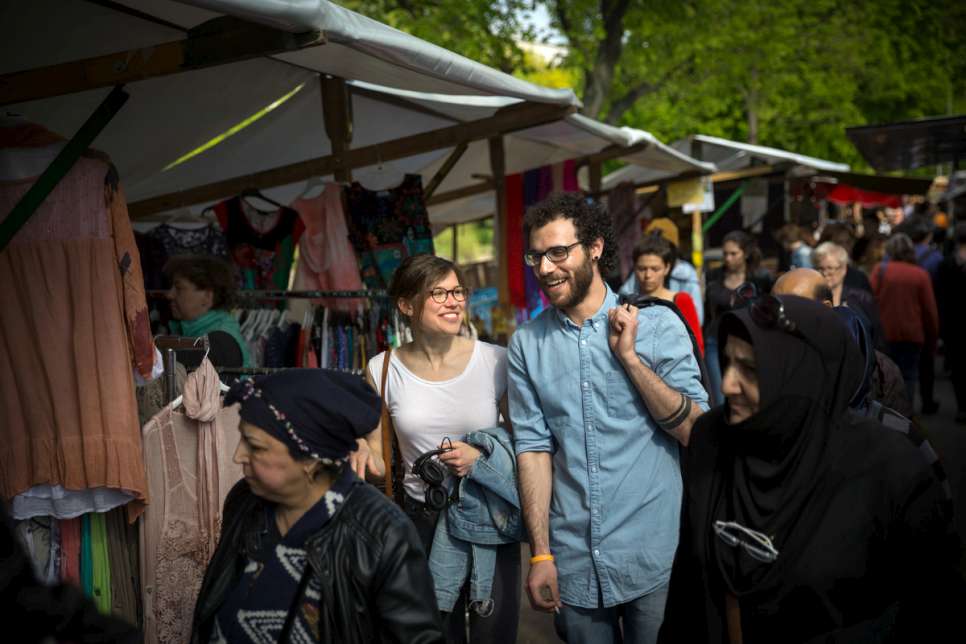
367, 341, 507, 502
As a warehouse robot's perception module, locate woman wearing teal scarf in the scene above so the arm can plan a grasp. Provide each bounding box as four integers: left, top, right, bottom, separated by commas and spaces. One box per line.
164, 255, 252, 368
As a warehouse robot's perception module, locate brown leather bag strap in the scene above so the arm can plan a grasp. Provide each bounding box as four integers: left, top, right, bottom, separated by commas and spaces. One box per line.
379, 347, 395, 498
725, 592, 743, 644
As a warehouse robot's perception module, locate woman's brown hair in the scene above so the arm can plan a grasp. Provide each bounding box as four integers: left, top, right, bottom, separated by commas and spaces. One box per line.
163, 254, 238, 310
388, 254, 466, 324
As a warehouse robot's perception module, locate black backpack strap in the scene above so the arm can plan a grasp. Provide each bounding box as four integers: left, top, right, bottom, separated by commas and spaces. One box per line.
618, 294, 711, 398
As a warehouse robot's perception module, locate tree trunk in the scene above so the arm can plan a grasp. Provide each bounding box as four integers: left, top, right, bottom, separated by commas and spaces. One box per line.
746, 64, 759, 144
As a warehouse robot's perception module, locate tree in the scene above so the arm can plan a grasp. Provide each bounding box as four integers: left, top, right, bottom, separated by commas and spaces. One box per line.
339, 0, 533, 73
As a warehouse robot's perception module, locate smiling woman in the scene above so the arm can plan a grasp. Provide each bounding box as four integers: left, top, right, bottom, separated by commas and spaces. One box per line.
356, 253, 522, 641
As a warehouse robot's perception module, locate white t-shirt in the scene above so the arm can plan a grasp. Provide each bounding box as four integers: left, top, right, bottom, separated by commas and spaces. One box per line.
367, 341, 507, 502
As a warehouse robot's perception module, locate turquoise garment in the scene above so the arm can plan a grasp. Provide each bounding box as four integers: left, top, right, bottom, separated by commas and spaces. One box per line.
80, 514, 93, 597
169, 309, 251, 367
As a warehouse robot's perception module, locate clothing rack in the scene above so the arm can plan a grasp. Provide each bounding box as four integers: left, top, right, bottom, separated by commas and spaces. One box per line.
145, 289, 388, 300
216, 366, 366, 377
154, 335, 209, 404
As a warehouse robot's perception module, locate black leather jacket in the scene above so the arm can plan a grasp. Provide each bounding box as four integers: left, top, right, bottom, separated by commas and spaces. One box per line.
191, 477, 444, 644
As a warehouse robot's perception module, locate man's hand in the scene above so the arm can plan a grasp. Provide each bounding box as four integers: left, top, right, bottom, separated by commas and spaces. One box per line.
349, 437, 380, 480
526, 560, 561, 613
608, 304, 639, 363
437, 440, 481, 478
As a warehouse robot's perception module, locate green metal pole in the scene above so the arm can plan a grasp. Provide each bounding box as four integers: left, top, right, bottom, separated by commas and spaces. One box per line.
0, 85, 129, 252
702, 180, 748, 234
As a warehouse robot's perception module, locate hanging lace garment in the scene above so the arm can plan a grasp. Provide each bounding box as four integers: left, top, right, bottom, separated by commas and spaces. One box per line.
140, 359, 243, 644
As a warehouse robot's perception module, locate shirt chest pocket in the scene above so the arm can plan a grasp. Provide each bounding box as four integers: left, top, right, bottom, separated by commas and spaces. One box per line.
606, 370, 641, 420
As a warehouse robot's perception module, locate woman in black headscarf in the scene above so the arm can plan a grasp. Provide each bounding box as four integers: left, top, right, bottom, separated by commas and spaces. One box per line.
191, 370, 444, 644
660, 295, 964, 643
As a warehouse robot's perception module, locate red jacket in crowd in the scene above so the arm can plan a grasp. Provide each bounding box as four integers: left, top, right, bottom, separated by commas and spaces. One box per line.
870, 260, 939, 347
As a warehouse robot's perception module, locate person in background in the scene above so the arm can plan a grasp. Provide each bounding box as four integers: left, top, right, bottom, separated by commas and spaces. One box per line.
660, 295, 965, 643
772, 268, 910, 416
936, 222, 966, 424
356, 254, 520, 643
775, 223, 814, 269
163, 254, 251, 368
703, 230, 773, 406
818, 222, 873, 293
191, 370, 443, 644
510, 193, 707, 644
812, 241, 884, 349
619, 217, 704, 325
901, 216, 943, 415
871, 233, 939, 410
623, 233, 704, 355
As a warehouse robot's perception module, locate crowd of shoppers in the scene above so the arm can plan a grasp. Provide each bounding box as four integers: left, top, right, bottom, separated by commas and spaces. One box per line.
5, 194, 965, 644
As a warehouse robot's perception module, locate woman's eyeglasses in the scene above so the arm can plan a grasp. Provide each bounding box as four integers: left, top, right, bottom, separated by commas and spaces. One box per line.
524, 241, 582, 267
429, 287, 468, 304
713, 520, 779, 563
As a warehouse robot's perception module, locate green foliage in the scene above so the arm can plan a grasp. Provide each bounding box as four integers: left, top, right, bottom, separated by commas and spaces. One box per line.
434, 219, 496, 264
339, 0, 534, 73
341, 0, 966, 169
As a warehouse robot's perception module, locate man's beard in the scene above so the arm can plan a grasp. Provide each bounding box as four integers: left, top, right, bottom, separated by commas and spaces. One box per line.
542, 254, 595, 310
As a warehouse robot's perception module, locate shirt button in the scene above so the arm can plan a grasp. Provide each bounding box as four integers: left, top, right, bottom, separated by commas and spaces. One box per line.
594, 549, 600, 556
581, 339, 587, 345
591, 466, 598, 473
583, 381, 589, 388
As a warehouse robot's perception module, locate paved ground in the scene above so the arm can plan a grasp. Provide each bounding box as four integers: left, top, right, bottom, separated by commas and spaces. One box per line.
513, 357, 966, 644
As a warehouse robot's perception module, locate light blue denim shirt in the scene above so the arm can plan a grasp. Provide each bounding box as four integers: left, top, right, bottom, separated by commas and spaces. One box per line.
509, 286, 708, 609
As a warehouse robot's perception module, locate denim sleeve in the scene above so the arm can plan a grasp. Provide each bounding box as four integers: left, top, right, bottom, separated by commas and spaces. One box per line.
642, 308, 709, 411
682, 269, 704, 326
507, 331, 552, 454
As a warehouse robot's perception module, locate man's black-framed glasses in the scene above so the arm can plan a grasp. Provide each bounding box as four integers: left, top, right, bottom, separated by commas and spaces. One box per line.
713, 520, 779, 564
429, 287, 469, 304
524, 241, 582, 267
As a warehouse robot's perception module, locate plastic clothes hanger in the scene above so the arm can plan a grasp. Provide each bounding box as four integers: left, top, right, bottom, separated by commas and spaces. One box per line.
167, 339, 229, 409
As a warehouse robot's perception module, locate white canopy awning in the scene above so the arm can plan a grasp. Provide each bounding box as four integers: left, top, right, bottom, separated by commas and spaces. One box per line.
2, 0, 710, 224
602, 134, 849, 191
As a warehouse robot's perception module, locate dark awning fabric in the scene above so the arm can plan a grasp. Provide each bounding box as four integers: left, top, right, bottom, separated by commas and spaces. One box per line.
846, 115, 966, 172
817, 171, 933, 196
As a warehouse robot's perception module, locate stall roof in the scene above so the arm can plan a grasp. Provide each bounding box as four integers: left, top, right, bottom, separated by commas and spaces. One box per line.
846, 115, 966, 172
2, 0, 709, 225
602, 134, 849, 190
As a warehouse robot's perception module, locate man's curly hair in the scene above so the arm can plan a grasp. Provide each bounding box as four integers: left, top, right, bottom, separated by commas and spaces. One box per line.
522, 193, 618, 275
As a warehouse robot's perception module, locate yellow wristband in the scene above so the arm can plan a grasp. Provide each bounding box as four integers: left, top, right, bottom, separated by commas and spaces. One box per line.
530, 554, 555, 564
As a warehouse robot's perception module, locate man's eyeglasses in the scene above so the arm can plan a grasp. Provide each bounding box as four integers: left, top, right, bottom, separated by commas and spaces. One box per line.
713, 520, 779, 563
524, 242, 582, 267
815, 264, 843, 275
429, 287, 468, 304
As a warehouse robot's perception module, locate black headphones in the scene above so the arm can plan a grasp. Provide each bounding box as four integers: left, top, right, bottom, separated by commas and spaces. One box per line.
412, 437, 455, 511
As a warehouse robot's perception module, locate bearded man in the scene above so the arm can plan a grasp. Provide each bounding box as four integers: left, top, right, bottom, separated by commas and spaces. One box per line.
507, 193, 708, 644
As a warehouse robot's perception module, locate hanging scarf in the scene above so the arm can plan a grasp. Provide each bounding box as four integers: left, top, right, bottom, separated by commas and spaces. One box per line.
182, 358, 227, 561
169, 309, 252, 367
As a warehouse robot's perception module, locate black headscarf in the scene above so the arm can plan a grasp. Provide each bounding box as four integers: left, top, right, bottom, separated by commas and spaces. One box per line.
707, 295, 864, 596
225, 370, 381, 464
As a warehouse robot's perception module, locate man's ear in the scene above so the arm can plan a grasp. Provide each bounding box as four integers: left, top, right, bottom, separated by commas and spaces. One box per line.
589, 237, 605, 262
203, 289, 215, 308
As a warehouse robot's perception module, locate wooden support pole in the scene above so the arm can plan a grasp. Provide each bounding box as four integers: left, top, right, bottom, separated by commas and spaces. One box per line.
321, 75, 353, 183
426, 180, 494, 206
0, 17, 324, 106
691, 209, 704, 273
589, 161, 603, 194
129, 102, 574, 218
423, 143, 468, 201
489, 136, 508, 307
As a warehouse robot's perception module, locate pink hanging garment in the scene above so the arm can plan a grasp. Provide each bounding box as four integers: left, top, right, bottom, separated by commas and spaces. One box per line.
139, 359, 243, 644
291, 183, 365, 309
